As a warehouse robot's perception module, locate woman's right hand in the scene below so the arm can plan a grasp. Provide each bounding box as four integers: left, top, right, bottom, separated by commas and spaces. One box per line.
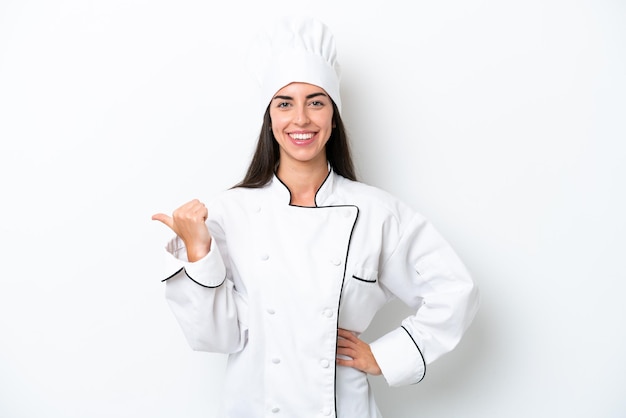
152, 199, 212, 262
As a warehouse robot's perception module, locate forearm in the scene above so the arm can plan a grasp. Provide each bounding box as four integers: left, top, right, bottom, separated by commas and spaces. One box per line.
162, 236, 248, 353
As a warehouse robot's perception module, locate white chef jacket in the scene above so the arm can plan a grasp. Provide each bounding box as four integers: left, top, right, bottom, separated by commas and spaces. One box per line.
161, 169, 479, 418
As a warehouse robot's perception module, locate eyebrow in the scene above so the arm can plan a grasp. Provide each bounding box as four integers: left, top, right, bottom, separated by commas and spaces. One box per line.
272, 92, 328, 101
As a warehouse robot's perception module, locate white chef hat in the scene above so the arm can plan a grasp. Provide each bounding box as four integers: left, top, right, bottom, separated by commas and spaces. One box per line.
246, 16, 342, 115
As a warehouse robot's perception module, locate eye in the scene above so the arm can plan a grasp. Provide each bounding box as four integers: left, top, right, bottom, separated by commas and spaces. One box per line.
309, 100, 325, 107
276, 101, 291, 108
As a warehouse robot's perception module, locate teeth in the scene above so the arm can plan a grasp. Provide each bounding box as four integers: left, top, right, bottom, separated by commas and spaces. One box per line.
290, 133, 314, 140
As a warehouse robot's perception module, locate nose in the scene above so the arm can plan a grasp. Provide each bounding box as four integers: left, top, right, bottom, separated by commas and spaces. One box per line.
294, 105, 310, 125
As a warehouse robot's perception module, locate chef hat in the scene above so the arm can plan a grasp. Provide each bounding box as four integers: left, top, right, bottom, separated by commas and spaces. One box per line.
246, 16, 342, 115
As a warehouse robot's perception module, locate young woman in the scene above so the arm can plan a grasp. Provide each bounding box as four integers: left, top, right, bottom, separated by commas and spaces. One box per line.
152, 17, 479, 418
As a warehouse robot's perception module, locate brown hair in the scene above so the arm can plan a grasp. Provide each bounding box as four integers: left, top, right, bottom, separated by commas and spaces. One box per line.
234, 101, 357, 188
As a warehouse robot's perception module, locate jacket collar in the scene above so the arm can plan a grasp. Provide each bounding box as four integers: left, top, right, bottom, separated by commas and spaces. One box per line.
269, 165, 335, 207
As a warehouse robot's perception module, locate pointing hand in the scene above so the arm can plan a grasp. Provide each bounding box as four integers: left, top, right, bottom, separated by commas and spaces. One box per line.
152, 199, 212, 262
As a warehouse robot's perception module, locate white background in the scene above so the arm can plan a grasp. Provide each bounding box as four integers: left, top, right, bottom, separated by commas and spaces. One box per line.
1, 1, 625, 417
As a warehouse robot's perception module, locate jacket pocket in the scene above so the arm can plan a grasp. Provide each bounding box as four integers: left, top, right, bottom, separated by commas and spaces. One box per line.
351, 266, 378, 284
338, 266, 387, 332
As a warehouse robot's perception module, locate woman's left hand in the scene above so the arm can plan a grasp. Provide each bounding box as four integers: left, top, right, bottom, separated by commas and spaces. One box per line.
336, 328, 382, 376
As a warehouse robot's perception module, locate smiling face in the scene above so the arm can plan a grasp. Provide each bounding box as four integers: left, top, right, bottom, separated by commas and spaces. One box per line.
269, 82, 335, 170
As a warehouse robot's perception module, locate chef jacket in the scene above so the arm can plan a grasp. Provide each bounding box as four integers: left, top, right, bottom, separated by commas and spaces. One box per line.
161, 169, 479, 417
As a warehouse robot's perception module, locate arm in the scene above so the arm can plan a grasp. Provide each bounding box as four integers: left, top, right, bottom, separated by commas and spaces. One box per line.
154, 200, 248, 353
370, 214, 479, 386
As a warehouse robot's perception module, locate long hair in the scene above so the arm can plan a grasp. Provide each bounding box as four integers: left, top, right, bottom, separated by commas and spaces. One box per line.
234, 101, 357, 188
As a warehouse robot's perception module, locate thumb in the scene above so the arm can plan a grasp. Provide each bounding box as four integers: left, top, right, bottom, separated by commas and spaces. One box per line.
152, 213, 174, 229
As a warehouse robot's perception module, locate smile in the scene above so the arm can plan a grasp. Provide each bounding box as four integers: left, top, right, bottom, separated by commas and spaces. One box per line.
289, 133, 315, 141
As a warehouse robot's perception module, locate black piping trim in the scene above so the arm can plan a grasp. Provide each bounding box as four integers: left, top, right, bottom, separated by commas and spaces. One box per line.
161, 266, 226, 289
162, 267, 184, 282
400, 325, 427, 384
274, 168, 332, 208
351, 275, 377, 283
332, 205, 359, 417
313, 169, 332, 207
274, 175, 294, 205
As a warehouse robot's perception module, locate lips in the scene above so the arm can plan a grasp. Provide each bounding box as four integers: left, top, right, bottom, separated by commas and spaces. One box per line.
288, 132, 316, 145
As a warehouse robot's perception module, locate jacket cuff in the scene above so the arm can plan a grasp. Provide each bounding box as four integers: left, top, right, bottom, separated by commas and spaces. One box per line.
162, 236, 226, 288
369, 326, 426, 387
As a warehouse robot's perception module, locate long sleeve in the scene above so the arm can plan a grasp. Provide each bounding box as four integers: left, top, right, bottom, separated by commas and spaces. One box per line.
369, 213, 479, 387
162, 235, 248, 354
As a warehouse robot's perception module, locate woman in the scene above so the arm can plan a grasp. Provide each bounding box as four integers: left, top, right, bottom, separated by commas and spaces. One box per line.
152, 17, 479, 418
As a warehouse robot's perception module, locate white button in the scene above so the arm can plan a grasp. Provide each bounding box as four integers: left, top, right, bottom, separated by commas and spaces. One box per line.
260, 253, 269, 261
330, 258, 341, 266
320, 359, 330, 368
271, 358, 281, 364
322, 406, 332, 416
271, 406, 280, 413
255, 206, 262, 213
267, 308, 276, 315
323, 309, 333, 318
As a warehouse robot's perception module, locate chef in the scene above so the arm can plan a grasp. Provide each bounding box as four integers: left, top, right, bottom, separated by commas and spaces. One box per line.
152, 16, 479, 418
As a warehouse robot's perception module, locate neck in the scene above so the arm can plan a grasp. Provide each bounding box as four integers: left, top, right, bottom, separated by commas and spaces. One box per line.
276, 159, 329, 207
